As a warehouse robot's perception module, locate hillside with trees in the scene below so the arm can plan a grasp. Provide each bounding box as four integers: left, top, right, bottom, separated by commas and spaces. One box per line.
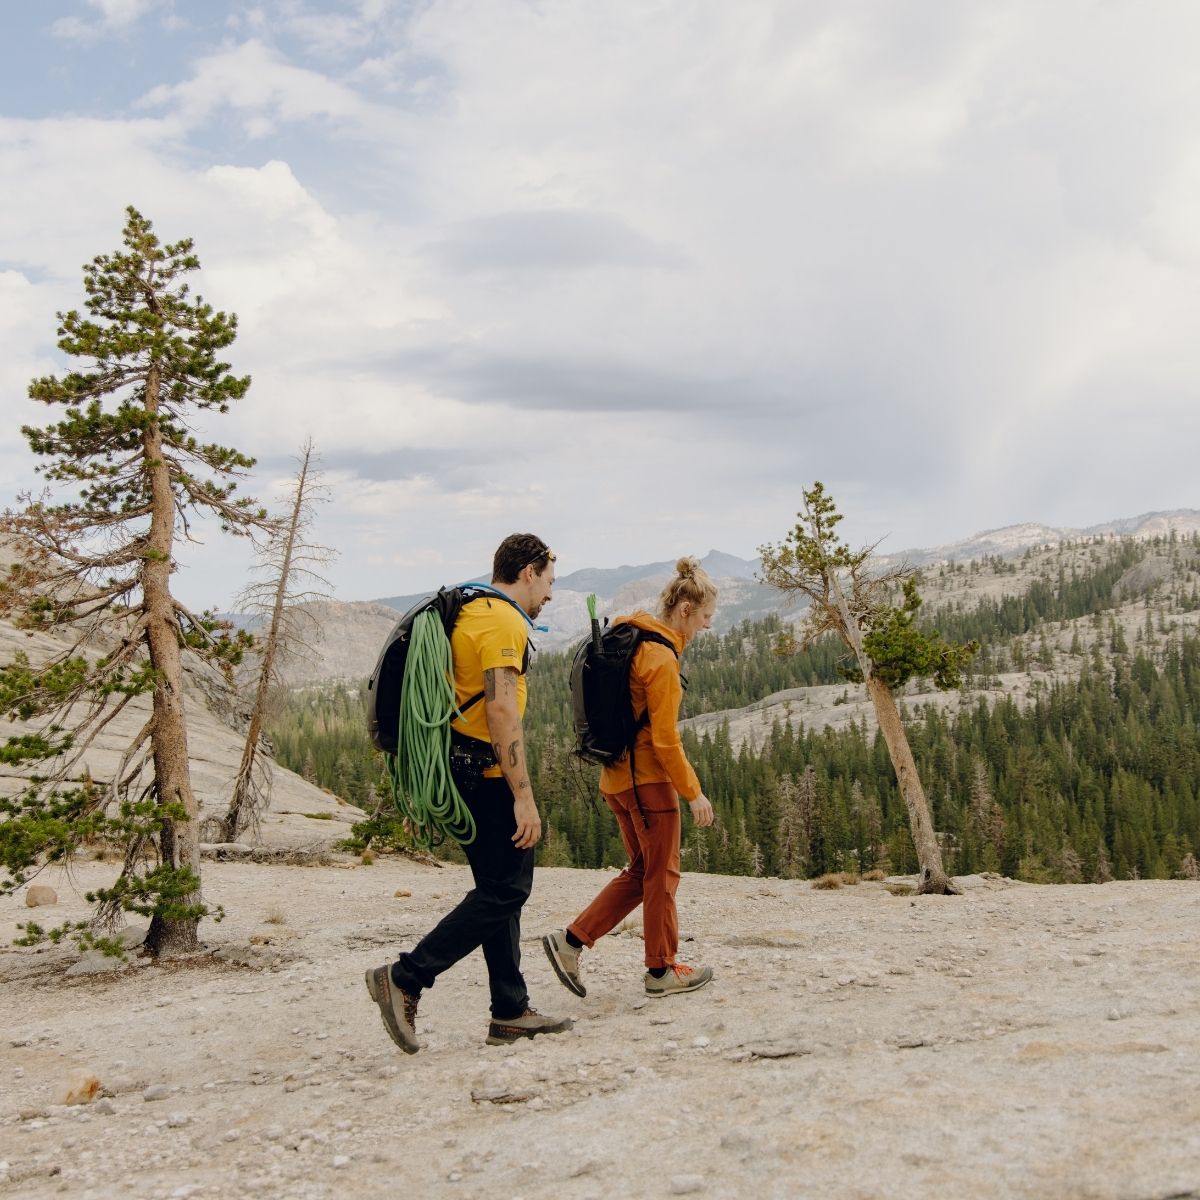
270, 532, 1200, 885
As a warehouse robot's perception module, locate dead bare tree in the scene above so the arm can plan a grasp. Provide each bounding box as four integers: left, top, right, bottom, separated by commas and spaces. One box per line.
758, 482, 978, 895
220, 439, 334, 841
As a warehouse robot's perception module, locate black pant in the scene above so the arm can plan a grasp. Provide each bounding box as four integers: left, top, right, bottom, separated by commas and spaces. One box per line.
390, 772, 533, 1019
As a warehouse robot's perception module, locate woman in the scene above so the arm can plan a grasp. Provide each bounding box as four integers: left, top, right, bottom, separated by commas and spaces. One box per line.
543, 557, 717, 998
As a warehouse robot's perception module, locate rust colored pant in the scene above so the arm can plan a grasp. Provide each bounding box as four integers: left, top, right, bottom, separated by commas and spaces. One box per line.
567, 782, 681, 969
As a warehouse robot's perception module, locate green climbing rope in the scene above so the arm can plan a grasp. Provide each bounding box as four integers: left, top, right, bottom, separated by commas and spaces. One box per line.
383, 609, 476, 849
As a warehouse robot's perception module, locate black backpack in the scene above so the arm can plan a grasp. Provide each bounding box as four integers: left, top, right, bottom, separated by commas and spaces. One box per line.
366, 585, 529, 755
569, 621, 680, 766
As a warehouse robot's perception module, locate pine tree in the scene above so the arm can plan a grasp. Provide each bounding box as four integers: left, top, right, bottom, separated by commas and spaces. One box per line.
774, 773, 806, 878
301, 749, 318, 784
850, 779, 883, 872
0, 208, 269, 956
759, 482, 978, 894
1058, 841, 1084, 884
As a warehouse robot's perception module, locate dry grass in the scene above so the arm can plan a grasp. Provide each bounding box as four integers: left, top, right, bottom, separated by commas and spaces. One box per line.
811, 873, 842, 890
884, 882, 915, 896
862, 869, 885, 882
263, 906, 287, 925
838, 871, 862, 886
360, 850, 376, 866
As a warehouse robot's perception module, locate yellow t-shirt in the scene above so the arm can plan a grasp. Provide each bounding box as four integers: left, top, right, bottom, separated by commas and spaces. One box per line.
450, 594, 529, 775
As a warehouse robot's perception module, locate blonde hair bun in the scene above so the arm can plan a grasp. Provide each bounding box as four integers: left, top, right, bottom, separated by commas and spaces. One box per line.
658, 555, 718, 617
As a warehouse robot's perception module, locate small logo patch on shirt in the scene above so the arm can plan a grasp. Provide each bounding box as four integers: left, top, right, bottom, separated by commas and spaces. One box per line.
500, 647, 517, 658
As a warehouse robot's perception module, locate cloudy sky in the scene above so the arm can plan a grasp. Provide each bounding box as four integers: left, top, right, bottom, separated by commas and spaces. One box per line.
2, 1, 1198, 613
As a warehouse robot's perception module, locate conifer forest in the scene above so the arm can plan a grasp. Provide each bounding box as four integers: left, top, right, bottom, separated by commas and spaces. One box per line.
269, 534, 1200, 885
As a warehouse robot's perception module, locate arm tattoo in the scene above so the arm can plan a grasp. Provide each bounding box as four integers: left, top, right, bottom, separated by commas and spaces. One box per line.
492, 742, 503, 763
517, 780, 530, 791
483, 669, 497, 702
507, 740, 520, 768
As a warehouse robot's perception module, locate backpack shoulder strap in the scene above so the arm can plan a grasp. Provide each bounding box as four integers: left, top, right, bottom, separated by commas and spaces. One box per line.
441, 588, 488, 715
451, 588, 533, 717
629, 629, 684, 728
634, 630, 679, 659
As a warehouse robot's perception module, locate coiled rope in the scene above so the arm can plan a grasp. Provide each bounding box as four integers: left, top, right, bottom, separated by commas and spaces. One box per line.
383, 609, 476, 848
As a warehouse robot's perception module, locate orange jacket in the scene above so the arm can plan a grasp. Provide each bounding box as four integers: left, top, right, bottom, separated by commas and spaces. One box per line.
598, 612, 702, 801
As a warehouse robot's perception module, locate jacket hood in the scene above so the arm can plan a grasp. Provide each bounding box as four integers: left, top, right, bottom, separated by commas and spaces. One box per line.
612, 610, 686, 653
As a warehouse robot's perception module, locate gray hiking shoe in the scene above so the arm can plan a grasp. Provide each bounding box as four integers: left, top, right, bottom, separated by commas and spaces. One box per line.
644, 962, 714, 998
365, 964, 420, 1054
486, 1008, 574, 1046
542, 930, 586, 997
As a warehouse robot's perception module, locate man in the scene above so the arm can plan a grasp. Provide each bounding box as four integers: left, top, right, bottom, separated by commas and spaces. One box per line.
366, 533, 571, 1052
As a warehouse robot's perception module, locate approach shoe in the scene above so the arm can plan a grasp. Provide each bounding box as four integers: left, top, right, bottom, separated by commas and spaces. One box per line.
542, 930, 586, 997
486, 1008, 574, 1046
365, 964, 421, 1054
644, 962, 714, 998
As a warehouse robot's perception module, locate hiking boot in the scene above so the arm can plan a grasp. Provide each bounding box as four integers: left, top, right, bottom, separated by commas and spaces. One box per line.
542, 930, 586, 997
485, 1008, 574, 1046
365, 964, 421, 1054
644, 962, 714, 998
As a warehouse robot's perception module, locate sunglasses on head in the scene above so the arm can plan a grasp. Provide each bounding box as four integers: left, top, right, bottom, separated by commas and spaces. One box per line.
522, 549, 556, 573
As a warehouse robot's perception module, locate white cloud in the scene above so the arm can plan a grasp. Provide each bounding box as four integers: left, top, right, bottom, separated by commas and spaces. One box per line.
0, 271, 61, 497
93, 0, 161, 21
139, 38, 404, 138
53, 0, 166, 39
0, 120, 452, 470
8, 1, 1200, 607
1144, 145, 1200, 267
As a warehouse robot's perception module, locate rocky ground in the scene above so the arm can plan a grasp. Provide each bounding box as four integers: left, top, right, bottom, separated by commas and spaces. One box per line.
2, 862, 1199, 1200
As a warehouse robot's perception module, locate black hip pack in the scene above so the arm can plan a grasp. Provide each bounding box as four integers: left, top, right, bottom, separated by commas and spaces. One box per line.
449, 729, 500, 789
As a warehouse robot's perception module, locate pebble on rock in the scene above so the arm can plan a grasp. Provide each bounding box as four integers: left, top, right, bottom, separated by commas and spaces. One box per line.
742, 1039, 811, 1060
143, 1085, 170, 1102
62, 1071, 101, 1106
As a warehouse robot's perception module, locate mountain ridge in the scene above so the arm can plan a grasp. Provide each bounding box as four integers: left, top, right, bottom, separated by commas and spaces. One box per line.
370, 509, 1200, 609
261, 509, 1200, 684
